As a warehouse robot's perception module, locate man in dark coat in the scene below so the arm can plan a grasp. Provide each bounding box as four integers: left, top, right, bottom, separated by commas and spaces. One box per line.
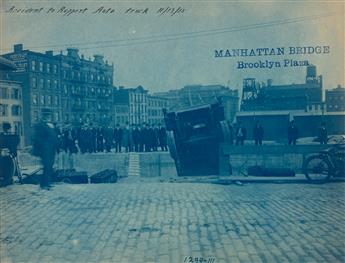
158, 123, 168, 151
288, 120, 298, 145
318, 122, 328, 145
32, 114, 58, 189
132, 124, 141, 152
104, 126, 114, 152
114, 124, 123, 153
253, 120, 264, 146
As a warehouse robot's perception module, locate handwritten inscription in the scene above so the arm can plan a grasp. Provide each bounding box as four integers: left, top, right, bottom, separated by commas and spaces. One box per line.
5, 6, 185, 16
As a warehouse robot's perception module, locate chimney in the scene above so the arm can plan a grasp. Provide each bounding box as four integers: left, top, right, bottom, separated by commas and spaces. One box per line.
14, 44, 23, 53
67, 48, 79, 58
45, 50, 53, 56
94, 54, 104, 64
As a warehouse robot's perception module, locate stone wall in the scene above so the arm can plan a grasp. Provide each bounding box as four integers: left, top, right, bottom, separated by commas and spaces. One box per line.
219, 144, 331, 176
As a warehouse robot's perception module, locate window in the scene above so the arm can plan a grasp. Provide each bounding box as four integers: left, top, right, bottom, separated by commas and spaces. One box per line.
53, 64, 57, 74
11, 105, 21, 116
46, 79, 51, 90
46, 95, 52, 105
53, 80, 58, 90
0, 88, 9, 99
40, 95, 45, 105
39, 78, 44, 89
71, 71, 75, 79
32, 77, 37, 88
11, 89, 20, 100
46, 63, 50, 73
54, 96, 59, 106
32, 94, 38, 105
63, 70, 67, 79
63, 84, 68, 94
39, 62, 43, 72
31, 60, 36, 71
0, 104, 8, 116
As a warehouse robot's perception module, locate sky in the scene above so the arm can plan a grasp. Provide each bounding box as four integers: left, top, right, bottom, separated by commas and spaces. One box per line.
1, 0, 344, 93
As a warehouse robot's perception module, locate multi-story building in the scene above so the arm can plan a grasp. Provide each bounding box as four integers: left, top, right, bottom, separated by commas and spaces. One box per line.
2, 44, 115, 144
241, 65, 323, 111
326, 85, 345, 112
154, 84, 239, 122
55, 48, 114, 126
2, 44, 61, 145
0, 57, 24, 146
147, 95, 168, 125
113, 86, 148, 125
113, 104, 129, 126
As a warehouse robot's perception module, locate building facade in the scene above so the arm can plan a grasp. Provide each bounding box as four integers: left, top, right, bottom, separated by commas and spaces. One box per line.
147, 95, 168, 125
326, 85, 345, 112
0, 57, 24, 146
2, 44, 115, 144
241, 65, 323, 112
56, 48, 114, 127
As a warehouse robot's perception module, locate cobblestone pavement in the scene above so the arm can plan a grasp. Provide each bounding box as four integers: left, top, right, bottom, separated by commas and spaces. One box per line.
1, 181, 345, 263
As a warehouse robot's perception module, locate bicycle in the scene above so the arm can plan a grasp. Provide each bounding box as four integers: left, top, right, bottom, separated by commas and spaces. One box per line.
303, 143, 345, 182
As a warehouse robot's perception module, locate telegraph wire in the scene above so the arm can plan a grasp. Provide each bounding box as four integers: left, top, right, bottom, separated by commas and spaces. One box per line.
0, 12, 341, 52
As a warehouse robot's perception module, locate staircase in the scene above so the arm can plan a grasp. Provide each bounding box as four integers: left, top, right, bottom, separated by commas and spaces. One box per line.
128, 152, 140, 176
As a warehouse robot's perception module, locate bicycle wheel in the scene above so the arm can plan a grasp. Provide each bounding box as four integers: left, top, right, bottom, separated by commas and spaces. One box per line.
304, 155, 331, 182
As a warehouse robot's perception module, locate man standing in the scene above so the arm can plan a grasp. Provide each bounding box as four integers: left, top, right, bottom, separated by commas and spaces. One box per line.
288, 120, 299, 145
114, 124, 123, 153
235, 122, 247, 146
253, 120, 264, 146
318, 122, 328, 145
32, 113, 58, 189
158, 123, 168, 151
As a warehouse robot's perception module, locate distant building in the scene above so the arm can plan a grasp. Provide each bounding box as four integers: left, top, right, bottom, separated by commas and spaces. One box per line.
241, 65, 323, 111
154, 84, 239, 122
147, 95, 168, 125
113, 86, 148, 125
326, 85, 345, 112
1, 44, 115, 144
0, 57, 24, 146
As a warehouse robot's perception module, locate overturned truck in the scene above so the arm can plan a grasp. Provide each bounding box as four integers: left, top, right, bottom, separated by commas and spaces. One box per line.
164, 102, 230, 176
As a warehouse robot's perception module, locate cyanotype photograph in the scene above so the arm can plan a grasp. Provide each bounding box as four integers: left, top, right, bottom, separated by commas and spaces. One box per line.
0, 0, 344, 262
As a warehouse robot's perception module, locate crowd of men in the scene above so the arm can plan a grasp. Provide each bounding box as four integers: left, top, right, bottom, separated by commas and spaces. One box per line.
55, 122, 168, 155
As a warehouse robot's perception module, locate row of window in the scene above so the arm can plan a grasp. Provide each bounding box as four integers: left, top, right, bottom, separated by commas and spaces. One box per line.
62, 84, 112, 96
148, 100, 167, 108
32, 94, 59, 106
31, 60, 58, 74
0, 88, 21, 100
147, 109, 163, 117
62, 70, 111, 84
32, 77, 59, 90
0, 104, 22, 116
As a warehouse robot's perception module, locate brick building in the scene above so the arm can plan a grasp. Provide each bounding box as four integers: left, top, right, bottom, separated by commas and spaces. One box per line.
0, 57, 24, 146
2, 44, 115, 144
241, 65, 323, 111
326, 85, 345, 112
147, 95, 168, 125
55, 48, 114, 126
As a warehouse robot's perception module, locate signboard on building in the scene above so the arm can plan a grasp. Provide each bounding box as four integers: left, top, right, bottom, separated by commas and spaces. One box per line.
8, 53, 27, 72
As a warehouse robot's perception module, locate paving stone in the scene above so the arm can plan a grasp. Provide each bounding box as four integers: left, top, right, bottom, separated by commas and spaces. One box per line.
1, 182, 345, 263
